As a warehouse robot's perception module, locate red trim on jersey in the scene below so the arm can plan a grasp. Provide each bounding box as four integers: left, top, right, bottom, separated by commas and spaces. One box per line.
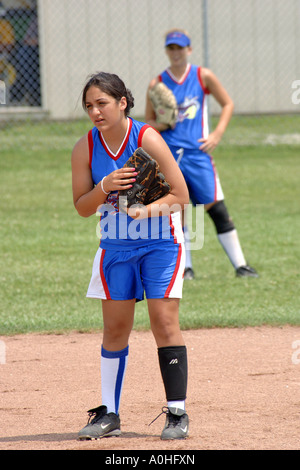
197, 67, 210, 94
99, 249, 111, 300
138, 124, 151, 147
88, 129, 94, 169
164, 243, 182, 298
99, 118, 133, 161
165, 64, 191, 85
169, 214, 178, 244
200, 92, 205, 138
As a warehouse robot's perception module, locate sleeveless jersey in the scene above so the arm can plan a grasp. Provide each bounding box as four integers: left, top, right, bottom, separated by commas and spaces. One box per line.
88, 117, 183, 249
159, 64, 210, 150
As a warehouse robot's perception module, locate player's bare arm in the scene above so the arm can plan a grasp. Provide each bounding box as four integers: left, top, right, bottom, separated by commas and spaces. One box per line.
198, 67, 234, 153
71, 135, 136, 217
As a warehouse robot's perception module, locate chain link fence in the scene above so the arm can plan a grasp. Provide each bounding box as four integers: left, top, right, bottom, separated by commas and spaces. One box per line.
0, 0, 40, 107
0, 0, 299, 119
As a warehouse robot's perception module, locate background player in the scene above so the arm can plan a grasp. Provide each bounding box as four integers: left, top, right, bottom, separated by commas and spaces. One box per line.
145, 28, 258, 280
72, 72, 190, 440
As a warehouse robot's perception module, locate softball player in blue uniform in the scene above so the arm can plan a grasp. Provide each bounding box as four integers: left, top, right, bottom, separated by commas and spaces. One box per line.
145, 29, 258, 279
72, 72, 190, 440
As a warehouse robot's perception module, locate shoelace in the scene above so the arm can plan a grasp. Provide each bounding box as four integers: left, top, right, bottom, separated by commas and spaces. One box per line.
148, 406, 171, 426
87, 409, 104, 425
87, 410, 97, 425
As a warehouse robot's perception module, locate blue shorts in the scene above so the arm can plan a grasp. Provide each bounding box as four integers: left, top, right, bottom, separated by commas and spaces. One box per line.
86, 242, 185, 301
169, 145, 224, 205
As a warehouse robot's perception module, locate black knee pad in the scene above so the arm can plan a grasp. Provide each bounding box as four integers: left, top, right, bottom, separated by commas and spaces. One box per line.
158, 346, 188, 401
207, 201, 235, 234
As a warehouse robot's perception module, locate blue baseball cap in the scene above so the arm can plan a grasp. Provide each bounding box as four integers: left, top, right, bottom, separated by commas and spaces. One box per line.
165, 31, 191, 47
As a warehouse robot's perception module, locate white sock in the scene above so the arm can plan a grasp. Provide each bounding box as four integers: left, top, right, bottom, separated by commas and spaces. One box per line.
101, 345, 129, 415
217, 229, 246, 268
183, 225, 193, 269
167, 400, 185, 412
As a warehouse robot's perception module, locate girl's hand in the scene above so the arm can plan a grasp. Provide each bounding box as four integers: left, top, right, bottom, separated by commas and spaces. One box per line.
102, 167, 137, 193
198, 130, 221, 153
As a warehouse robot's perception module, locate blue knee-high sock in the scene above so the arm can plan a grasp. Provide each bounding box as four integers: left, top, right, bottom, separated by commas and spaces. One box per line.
101, 345, 129, 415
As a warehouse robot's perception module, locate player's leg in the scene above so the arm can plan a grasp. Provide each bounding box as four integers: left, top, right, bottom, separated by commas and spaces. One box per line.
101, 299, 135, 413
79, 247, 139, 439
143, 242, 188, 439
148, 298, 184, 347
206, 200, 258, 277
148, 298, 189, 440
184, 152, 258, 277
78, 299, 135, 440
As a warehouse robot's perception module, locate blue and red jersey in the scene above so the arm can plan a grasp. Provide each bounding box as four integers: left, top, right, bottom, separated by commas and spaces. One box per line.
87, 117, 183, 248
159, 64, 210, 150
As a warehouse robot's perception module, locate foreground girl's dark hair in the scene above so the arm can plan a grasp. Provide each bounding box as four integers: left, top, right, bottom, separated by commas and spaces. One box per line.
82, 72, 134, 116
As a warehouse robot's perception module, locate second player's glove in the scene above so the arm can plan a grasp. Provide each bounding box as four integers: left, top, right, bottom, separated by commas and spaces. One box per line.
148, 82, 178, 128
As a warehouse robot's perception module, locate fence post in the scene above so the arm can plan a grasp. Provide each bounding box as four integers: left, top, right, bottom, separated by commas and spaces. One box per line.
202, 0, 211, 130
0, 80, 6, 105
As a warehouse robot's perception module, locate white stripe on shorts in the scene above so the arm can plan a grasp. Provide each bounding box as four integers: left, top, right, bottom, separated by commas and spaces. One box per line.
86, 247, 109, 299
215, 173, 224, 201
164, 242, 186, 298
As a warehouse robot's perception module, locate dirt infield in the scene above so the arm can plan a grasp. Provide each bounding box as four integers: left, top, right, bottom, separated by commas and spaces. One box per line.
0, 326, 299, 451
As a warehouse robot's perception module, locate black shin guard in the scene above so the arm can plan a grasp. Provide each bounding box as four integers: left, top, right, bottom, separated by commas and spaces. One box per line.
207, 200, 235, 234
158, 346, 188, 401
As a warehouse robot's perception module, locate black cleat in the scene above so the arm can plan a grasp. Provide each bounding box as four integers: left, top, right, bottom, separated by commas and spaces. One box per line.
160, 407, 189, 440
149, 406, 189, 440
78, 405, 121, 440
184, 267, 195, 280
236, 265, 259, 278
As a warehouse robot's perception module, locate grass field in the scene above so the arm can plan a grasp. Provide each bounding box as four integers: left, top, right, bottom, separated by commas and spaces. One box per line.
0, 115, 299, 335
